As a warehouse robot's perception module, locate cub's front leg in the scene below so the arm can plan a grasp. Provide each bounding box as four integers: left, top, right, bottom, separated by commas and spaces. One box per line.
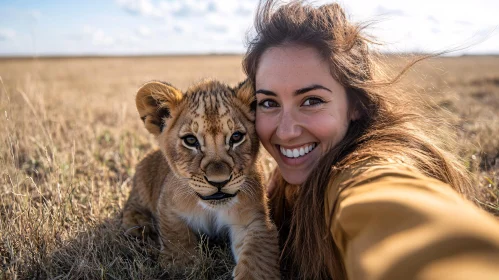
230, 208, 281, 280
156, 206, 198, 268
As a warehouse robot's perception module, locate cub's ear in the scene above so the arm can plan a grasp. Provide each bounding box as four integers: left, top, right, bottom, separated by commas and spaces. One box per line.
234, 79, 256, 111
136, 81, 183, 135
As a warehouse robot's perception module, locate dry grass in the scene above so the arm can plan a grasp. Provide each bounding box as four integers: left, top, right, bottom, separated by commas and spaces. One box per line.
0, 55, 498, 279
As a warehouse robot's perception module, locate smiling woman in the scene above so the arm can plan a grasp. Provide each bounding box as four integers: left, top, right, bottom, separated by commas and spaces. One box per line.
243, 0, 499, 279
256, 45, 357, 185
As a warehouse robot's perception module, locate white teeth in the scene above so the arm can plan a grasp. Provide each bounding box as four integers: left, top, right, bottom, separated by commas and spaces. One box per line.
280, 143, 316, 158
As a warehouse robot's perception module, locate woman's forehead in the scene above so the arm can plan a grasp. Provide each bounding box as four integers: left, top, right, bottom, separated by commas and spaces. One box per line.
255, 45, 341, 95
258, 45, 324, 69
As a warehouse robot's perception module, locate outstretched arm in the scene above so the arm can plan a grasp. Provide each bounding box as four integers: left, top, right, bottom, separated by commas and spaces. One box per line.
328, 166, 499, 280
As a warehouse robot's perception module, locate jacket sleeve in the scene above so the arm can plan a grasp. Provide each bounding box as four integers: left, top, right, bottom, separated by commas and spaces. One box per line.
327, 165, 499, 280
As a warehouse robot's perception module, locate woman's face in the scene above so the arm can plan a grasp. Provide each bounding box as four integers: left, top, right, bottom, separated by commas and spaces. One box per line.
255, 45, 357, 185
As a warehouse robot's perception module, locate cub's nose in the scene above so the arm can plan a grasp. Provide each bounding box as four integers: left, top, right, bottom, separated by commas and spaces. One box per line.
205, 176, 231, 190
204, 161, 232, 190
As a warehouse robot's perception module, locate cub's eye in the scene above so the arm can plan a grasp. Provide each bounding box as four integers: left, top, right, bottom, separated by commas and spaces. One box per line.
230, 132, 245, 145
183, 135, 199, 147
302, 97, 324, 106
258, 99, 279, 108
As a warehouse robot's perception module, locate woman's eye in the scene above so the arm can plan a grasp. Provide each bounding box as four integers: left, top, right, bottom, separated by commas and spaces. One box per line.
302, 97, 324, 106
183, 135, 199, 147
258, 99, 279, 108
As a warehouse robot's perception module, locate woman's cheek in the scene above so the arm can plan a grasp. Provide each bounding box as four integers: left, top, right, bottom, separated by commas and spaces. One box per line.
307, 117, 347, 154
255, 113, 272, 144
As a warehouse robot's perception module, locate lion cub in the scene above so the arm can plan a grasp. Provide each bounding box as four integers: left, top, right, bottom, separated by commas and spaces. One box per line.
121, 80, 280, 279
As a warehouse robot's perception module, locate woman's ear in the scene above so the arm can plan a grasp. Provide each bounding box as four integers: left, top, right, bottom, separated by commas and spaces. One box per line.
136, 81, 183, 136
349, 108, 361, 121
347, 88, 364, 122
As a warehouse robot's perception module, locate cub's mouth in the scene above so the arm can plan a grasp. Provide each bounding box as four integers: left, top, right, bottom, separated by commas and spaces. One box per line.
196, 191, 239, 201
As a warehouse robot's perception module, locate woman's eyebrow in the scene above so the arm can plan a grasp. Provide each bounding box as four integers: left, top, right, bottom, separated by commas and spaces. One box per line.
255, 85, 331, 96
255, 89, 277, 96
295, 84, 332, 95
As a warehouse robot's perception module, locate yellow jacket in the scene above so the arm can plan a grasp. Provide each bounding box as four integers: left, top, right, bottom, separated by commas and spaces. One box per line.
324, 161, 499, 279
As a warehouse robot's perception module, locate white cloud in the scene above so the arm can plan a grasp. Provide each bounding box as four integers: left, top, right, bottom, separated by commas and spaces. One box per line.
0, 28, 16, 41
169, 0, 213, 17
116, 33, 141, 45
47, 0, 495, 55
115, 0, 258, 19
136, 25, 152, 37
93, 30, 115, 46
83, 26, 115, 46
375, 5, 406, 17
117, 0, 257, 53
115, 0, 162, 17
334, 0, 499, 54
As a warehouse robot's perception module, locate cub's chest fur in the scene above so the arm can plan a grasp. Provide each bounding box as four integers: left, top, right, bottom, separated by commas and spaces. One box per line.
121, 79, 280, 279
176, 204, 237, 238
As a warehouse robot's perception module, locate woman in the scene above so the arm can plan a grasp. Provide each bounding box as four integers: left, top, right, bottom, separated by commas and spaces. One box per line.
243, 1, 499, 279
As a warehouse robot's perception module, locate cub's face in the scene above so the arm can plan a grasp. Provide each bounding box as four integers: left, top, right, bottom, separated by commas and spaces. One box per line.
136, 80, 259, 207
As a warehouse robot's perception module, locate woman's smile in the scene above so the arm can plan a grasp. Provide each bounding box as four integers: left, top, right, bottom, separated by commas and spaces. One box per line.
279, 143, 317, 158
276, 143, 318, 166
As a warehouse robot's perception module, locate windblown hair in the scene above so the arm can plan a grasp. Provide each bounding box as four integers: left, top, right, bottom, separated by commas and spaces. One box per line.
243, 1, 476, 279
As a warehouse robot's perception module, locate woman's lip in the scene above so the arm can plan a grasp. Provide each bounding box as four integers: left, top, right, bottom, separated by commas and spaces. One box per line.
275, 143, 318, 166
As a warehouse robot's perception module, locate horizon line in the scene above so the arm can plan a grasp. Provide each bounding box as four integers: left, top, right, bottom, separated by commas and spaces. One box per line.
1, 51, 498, 60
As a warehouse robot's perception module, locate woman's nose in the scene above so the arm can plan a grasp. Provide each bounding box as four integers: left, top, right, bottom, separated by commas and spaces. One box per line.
275, 110, 302, 141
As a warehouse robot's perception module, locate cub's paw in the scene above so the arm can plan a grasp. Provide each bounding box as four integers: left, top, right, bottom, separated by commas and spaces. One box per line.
232, 262, 252, 280
233, 259, 281, 280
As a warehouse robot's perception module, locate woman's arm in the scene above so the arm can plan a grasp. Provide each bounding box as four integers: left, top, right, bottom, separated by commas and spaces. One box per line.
328, 166, 499, 280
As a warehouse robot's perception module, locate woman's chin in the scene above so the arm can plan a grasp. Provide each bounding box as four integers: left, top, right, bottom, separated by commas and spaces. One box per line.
279, 169, 308, 185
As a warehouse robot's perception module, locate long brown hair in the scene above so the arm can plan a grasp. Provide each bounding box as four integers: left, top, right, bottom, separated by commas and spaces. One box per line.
243, 1, 476, 279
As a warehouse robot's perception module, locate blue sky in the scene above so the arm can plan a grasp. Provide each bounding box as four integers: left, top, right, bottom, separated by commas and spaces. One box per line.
0, 0, 498, 56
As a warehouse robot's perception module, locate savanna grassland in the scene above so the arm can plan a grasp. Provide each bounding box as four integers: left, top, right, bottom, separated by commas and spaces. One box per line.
1, 55, 498, 279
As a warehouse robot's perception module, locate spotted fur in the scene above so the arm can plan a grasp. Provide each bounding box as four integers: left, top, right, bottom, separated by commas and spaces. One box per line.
121, 79, 280, 279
